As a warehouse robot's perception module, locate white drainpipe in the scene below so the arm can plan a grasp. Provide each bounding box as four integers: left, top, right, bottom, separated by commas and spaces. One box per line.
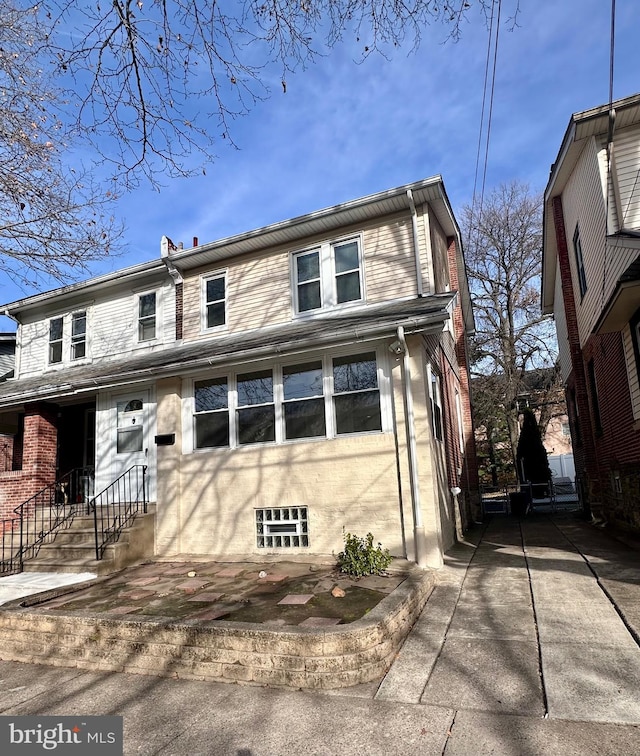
396, 325, 428, 568
406, 189, 423, 298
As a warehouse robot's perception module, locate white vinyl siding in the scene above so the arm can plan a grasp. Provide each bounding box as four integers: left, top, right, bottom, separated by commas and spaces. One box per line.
611, 124, 640, 232
15, 278, 175, 378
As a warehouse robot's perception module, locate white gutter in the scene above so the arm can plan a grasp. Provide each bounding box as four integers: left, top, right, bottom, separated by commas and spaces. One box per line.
406, 190, 424, 297
396, 325, 428, 568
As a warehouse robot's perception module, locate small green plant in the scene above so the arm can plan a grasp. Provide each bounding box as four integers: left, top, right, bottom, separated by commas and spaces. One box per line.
337, 531, 392, 577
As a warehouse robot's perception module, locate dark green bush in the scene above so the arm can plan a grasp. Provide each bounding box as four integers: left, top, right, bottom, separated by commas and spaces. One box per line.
337, 531, 392, 577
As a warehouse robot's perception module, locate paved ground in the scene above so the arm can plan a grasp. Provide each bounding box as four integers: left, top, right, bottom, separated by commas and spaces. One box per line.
1, 513, 640, 754
0, 571, 96, 606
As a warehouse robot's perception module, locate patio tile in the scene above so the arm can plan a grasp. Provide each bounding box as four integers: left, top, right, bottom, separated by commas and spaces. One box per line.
127, 577, 161, 587
109, 605, 140, 615
186, 592, 224, 603
215, 567, 245, 578
120, 590, 156, 601
261, 574, 288, 582
278, 594, 314, 605
177, 579, 211, 592
298, 616, 341, 627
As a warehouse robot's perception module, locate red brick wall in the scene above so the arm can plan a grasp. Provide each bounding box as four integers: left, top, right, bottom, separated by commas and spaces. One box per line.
446, 236, 480, 518
0, 403, 58, 521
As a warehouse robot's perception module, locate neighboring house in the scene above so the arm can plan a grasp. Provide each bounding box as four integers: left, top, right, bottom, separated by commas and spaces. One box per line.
0, 177, 478, 568
542, 93, 640, 529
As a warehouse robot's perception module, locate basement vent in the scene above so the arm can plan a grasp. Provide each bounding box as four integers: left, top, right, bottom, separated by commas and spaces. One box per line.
255, 507, 309, 548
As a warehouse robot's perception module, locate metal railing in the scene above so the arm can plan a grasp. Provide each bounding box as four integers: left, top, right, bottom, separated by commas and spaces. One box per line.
92, 465, 147, 561
0, 468, 92, 576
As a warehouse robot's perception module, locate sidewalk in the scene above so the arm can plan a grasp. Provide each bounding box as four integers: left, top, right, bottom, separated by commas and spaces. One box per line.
1, 513, 640, 754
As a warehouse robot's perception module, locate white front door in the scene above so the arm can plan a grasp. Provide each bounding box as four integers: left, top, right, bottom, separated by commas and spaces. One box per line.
113, 391, 149, 481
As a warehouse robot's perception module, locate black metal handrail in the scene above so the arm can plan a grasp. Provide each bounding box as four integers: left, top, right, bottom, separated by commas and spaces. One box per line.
92, 465, 147, 560
0, 467, 94, 576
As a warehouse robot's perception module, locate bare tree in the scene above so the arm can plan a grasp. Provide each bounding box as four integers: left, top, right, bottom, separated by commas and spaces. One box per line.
0, 2, 121, 289
463, 181, 558, 478
41, 0, 521, 186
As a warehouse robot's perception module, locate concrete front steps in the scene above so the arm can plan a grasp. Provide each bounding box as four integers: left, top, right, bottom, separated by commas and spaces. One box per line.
22, 506, 155, 576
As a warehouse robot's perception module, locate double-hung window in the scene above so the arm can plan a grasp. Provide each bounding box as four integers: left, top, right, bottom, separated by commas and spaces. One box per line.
293, 237, 363, 314
194, 377, 229, 448
49, 317, 63, 364
237, 369, 275, 444
283, 361, 326, 439
203, 273, 226, 329
71, 311, 87, 360
573, 225, 587, 297
333, 352, 381, 434
428, 363, 444, 441
138, 292, 157, 341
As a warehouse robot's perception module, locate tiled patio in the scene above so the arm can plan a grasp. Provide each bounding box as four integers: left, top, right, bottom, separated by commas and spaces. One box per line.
34, 558, 408, 627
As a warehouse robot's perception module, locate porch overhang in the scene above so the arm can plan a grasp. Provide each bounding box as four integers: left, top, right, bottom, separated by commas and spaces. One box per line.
0, 295, 455, 410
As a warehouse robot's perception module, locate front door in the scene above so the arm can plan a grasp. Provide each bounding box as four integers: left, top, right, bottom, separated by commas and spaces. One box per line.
113, 391, 149, 481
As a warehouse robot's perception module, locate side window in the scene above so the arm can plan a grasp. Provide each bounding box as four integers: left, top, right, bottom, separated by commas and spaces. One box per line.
573, 225, 587, 297
203, 274, 226, 329
428, 363, 444, 441
283, 360, 325, 440
71, 311, 87, 360
333, 240, 362, 304
138, 292, 157, 341
49, 317, 63, 364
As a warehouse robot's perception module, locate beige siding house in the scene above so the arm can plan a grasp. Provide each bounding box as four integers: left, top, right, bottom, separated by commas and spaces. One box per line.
0, 177, 478, 570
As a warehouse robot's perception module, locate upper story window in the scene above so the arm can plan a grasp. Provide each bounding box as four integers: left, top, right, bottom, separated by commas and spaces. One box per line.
573, 225, 587, 298
71, 311, 87, 360
203, 273, 226, 330
292, 237, 363, 315
138, 292, 157, 341
48, 317, 63, 364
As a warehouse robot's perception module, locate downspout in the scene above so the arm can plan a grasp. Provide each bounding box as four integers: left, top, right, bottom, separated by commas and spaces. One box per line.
406, 189, 424, 297
396, 325, 428, 568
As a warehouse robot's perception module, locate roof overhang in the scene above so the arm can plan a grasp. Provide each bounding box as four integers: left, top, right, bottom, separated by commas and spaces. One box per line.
0, 295, 454, 410
593, 248, 640, 333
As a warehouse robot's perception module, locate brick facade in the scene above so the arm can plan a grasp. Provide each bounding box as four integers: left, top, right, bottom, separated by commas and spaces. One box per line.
446, 236, 480, 520
0, 403, 58, 521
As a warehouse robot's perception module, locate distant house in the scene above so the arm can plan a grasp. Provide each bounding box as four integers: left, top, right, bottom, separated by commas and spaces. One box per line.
542, 93, 640, 529
0, 178, 478, 570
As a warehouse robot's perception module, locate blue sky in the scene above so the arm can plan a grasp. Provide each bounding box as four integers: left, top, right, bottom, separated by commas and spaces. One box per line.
1, 0, 638, 320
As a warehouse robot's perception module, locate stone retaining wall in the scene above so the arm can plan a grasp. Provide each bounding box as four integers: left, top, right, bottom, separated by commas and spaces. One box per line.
0, 568, 435, 689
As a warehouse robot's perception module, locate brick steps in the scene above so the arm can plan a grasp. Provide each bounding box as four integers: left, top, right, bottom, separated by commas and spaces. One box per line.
23, 507, 155, 576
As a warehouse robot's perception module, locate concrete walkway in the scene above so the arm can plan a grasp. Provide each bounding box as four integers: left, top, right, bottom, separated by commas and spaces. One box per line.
378, 514, 640, 726
1, 514, 640, 754
0, 571, 96, 606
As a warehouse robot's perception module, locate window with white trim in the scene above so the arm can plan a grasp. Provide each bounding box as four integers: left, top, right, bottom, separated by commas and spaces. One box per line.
71, 311, 87, 360
292, 237, 363, 314
428, 363, 443, 441
203, 273, 226, 329
190, 349, 385, 450
48, 317, 63, 364
573, 225, 587, 297
138, 292, 157, 341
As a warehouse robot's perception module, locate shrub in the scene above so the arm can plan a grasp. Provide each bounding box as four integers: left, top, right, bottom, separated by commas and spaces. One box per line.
336, 531, 392, 577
